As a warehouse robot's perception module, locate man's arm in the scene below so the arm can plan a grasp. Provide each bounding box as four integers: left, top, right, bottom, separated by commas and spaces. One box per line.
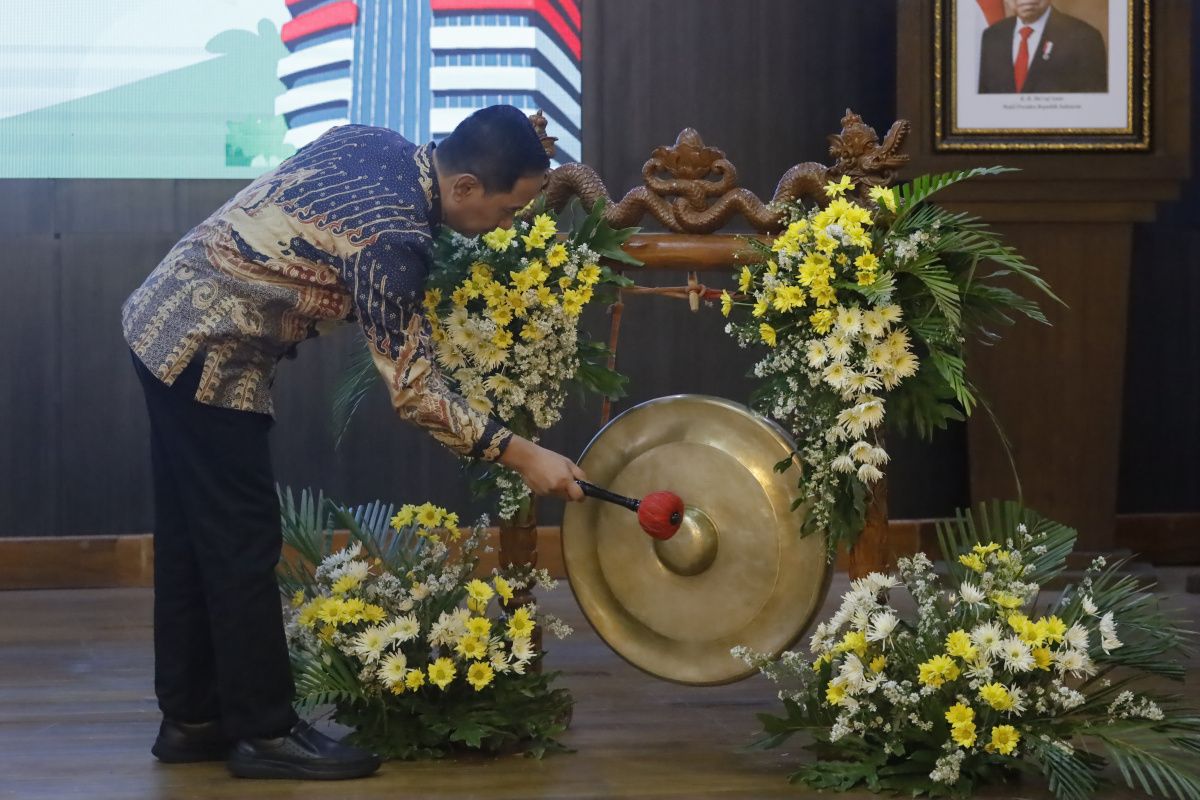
348, 234, 584, 499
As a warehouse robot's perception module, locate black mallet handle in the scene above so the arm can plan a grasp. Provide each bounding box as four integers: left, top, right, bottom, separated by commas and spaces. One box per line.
575, 480, 640, 513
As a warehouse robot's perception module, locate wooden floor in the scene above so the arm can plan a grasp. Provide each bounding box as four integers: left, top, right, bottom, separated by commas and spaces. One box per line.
1, 573, 1196, 799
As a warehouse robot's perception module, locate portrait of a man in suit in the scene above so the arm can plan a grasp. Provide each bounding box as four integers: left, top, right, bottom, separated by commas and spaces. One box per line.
978, 0, 1108, 93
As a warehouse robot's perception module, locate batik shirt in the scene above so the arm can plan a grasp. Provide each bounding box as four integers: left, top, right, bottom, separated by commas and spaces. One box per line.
122, 124, 511, 461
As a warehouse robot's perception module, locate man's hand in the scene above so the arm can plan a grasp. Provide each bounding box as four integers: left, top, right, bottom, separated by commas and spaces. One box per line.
498, 436, 586, 501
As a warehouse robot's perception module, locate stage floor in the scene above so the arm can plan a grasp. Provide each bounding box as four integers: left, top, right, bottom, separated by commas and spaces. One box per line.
1, 572, 1196, 799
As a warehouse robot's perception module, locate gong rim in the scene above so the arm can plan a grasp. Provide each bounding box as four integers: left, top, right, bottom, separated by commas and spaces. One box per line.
562, 394, 831, 686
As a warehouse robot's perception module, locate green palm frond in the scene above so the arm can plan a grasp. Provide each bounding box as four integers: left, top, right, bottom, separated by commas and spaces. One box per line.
935, 501, 1077, 586
331, 343, 378, 449
898, 256, 961, 327
892, 166, 1018, 225
1026, 736, 1104, 800
1090, 718, 1200, 800
277, 487, 336, 594
293, 650, 365, 712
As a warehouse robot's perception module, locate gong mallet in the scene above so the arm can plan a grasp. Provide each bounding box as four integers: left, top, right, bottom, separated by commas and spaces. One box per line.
574, 480, 685, 540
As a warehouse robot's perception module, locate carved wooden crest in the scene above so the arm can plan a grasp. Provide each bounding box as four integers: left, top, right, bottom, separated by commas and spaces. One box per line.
528, 109, 911, 235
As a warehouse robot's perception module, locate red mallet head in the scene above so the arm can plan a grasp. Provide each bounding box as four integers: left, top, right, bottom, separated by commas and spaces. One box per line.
637, 491, 685, 540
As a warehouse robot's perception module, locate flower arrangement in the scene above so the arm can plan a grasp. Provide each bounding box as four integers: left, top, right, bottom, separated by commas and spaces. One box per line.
277, 488, 574, 759
722, 169, 1057, 553
736, 502, 1200, 799
421, 200, 638, 520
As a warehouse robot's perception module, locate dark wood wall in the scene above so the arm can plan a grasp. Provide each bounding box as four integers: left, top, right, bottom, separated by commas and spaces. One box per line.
0, 0, 1193, 536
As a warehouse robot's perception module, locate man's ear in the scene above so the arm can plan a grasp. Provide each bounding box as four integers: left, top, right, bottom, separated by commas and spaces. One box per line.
450, 173, 482, 202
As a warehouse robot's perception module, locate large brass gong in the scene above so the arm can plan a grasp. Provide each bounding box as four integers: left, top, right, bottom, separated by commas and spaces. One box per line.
562, 395, 831, 685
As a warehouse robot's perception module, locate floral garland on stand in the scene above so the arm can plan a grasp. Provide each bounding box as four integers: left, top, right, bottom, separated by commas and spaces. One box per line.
722, 169, 1057, 556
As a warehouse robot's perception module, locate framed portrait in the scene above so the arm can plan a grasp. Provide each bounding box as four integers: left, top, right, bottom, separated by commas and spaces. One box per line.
934, 0, 1150, 150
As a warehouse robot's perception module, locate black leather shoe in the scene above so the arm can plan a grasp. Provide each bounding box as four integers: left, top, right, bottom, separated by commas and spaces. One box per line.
152, 718, 230, 763
227, 720, 381, 780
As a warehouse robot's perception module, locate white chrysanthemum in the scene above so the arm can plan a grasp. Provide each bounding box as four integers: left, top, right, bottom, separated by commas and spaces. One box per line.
845, 373, 882, 395
824, 363, 851, 388
1054, 649, 1095, 678
878, 304, 903, 324
867, 611, 899, 645
959, 581, 986, 605
849, 441, 874, 462
351, 627, 388, 663
1063, 623, 1089, 651
826, 335, 853, 362
511, 636, 534, 662
384, 614, 420, 644
835, 306, 863, 336
410, 582, 430, 601
1081, 595, 1098, 616
1000, 637, 1035, 672
971, 622, 1005, 656
1098, 611, 1123, 652
861, 310, 887, 339
863, 573, 900, 593
836, 406, 866, 437
838, 654, 868, 693
831, 454, 856, 473
377, 651, 408, 688
857, 463, 883, 484
857, 399, 885, 428
806, 340, 829, 368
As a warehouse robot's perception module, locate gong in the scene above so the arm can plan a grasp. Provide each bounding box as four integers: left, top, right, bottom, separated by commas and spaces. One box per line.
561, 395, 830, 685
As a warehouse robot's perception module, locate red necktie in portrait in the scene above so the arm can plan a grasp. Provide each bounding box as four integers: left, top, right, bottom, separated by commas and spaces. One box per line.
1014, 25, 1034, 92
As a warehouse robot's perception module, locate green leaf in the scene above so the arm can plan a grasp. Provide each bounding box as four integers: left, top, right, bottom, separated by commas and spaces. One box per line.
330, 343, 378, 449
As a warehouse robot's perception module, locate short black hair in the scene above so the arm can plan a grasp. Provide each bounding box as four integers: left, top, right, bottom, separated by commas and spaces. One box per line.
436, 105, 550, 194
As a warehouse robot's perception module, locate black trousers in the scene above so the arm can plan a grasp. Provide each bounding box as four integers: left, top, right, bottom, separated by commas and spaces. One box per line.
134, 353, 297, 740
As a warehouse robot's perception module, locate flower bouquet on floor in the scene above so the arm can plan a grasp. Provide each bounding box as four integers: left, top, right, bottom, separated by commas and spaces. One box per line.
736, 501, 1200, 799
721, 169, 1058, 555
277, 488, 574, 759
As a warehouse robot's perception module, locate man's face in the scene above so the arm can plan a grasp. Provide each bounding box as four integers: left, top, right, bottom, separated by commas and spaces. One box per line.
1014, 0, 1052, 23
441, 172, 547, 237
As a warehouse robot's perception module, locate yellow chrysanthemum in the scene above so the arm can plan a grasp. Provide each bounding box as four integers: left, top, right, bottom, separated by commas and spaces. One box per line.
825, 680, 847, 706
561, 290, 585, 317
507, 607, 535, 639
290, 589, 306, 608
535, 285, 557, 307
951, 721, 977, 748
958, 553, 986, 573
467, 661, 495, 691
545, 243, 569, 267
492, 329, 514, 349
945, 703, 975, 726
466, 617, 492, 638
811, 282, 838, 307
809, 308, 836, 334
297, 601, 321, 628
415, 504, 443, 529
428, 657, 456, 689
456, 635, 488, 660
1032, 646, 1053, 670
519, 322, 544, 342
362, 604, 386, 624
405, 668, 426, 690
772, 285, 806, 312
494, 576, 514, 604
979, 682, 1014, 711
837, 630, 869, 659
917, 655, 960, 688
945, 630, 978, 661
488, 305, 515, 326
738, 265, 754, 293
752, 297, 769, 318
1042, 615, 1067, 643
759, 323, 777, 347
331, 574, 361, 596
824, 175, 854, 198
483, 227, 516, 252
869, 655, 888, 673
720, 290, 733, 317
990, 725, 1020, 755
466, 579, 495, 603
577, 264, 602, 286
868, 185, 898, 213
391, 506, 415, 530
991, 592, 1024, 610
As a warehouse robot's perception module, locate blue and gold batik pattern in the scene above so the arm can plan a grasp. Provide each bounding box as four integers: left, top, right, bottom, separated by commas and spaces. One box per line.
122, 124, 511, 461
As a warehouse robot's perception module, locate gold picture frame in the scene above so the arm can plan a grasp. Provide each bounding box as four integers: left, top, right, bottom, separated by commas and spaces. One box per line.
934, 0, 1150, 150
